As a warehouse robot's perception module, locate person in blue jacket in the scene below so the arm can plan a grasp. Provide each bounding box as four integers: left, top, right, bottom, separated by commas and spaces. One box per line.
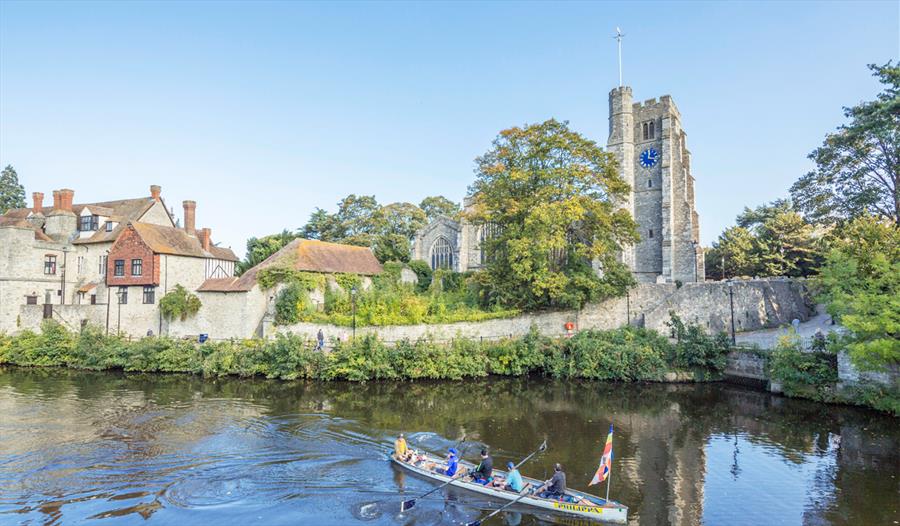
440, 448, 459, 477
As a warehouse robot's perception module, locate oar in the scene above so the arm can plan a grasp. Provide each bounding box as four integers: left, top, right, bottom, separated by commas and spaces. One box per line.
462, 440, 548, 526
464, 487, 535, 526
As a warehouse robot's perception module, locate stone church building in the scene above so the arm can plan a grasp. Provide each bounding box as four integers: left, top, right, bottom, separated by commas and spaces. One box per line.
412, 84, 704, 283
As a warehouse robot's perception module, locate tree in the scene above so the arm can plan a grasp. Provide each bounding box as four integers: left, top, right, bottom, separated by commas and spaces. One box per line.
817, 215, 899, 370
705, 200, 824, 279
237, 230, 299, 275
0, 165, 26, 214
790, 62, 900, 226
468, 119, 638, 309
419, 195, 459, 221
159, 285, 202, 321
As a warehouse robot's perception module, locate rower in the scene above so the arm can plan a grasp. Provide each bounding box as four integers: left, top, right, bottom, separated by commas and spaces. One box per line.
394, 433, 411, 461
497, 461, 524, 493
440, 447, 460, 477
537, 463, 566, 499
471, 449, 493, 485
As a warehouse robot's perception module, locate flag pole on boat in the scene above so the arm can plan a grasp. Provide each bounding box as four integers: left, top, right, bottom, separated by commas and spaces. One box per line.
588, 424, 614, 504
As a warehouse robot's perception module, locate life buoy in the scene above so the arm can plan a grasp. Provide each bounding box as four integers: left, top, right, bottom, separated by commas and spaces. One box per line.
564, 322, 575, 331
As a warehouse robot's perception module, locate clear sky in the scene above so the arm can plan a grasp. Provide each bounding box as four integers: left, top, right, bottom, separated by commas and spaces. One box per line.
1, 1, 897, 257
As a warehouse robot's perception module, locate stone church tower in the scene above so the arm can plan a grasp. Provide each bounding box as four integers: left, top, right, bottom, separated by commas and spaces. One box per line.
607, 86, 704, 283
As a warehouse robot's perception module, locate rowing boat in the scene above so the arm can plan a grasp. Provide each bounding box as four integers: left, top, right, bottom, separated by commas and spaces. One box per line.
390, 451, 628, 524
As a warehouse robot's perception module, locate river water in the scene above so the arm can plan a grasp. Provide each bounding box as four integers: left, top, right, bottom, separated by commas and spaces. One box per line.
0, 368, 897, 526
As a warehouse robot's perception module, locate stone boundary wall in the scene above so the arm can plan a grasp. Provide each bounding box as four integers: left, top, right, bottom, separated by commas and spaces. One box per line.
272, 278, 814, 343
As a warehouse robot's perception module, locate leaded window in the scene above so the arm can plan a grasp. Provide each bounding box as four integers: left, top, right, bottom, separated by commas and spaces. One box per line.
430, 237, 453, 270
114, 259, 125, 276
142, 286, 155, 304
44, 255, 57, 275
131, 258, 142, 276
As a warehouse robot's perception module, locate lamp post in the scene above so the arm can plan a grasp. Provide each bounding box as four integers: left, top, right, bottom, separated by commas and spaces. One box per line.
350, 286, 357, 340
726, 280, 736, 345
116, 288, 124, 335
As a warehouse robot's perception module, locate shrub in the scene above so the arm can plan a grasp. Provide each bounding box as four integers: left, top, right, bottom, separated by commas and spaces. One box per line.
769, 331, 838, 401
159, 285, 202, 321
666, 312, 730, 373
407, 260, 433, 292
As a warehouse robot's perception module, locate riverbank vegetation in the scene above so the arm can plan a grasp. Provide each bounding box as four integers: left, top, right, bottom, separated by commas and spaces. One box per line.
0, 316, 728, 383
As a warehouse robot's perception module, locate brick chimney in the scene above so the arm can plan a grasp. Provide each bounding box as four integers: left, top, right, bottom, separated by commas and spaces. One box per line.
58, 189, 74, 211
182, 200, 196, 235
32, 192, 44, 214
150, 185, 161, 202
200, 228, 211, 251
51, 190, 61, 211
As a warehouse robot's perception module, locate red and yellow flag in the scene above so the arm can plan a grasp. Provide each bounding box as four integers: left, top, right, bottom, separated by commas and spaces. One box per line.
589, 424, 614, 486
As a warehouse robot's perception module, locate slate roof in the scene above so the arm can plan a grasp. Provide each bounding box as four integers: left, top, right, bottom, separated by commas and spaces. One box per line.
0, 217, 54, 241
197, 238, 382, 293
126, 222, 238, 262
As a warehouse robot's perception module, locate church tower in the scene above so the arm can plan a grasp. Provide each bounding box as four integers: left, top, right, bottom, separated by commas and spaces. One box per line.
608, 88, 704, 283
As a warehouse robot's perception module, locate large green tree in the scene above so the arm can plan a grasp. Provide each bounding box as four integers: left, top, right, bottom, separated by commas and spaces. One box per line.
468, 119, 638, 309
790, 62, 899, 226
419, 195, 459, 221
817, 215, 899, 370
236, 229, 299, 275
705, 200, 823, 279
0, 165, 26, 214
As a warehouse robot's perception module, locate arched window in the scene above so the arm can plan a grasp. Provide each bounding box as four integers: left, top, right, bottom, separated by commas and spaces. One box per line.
431, 237, 453, 270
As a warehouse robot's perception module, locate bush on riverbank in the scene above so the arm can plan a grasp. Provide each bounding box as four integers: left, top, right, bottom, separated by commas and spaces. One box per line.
0, 319, 729, 383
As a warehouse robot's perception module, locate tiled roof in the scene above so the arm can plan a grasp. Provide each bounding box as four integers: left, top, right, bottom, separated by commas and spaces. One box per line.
3, 197, 157, 222
128, 222, 238, 262
0, 217, 53, 241
200, 238, 382, 294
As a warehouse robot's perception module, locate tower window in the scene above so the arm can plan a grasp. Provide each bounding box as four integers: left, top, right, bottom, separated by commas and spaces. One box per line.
648, 179, 652, 188
642, 120, 656, 140
649, 229, 654, 238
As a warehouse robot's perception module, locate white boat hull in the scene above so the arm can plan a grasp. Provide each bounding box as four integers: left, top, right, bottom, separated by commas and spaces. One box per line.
391, 453, 628, 524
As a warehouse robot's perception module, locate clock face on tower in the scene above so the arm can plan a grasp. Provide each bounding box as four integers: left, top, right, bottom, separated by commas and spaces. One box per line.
639, 148, 659, 168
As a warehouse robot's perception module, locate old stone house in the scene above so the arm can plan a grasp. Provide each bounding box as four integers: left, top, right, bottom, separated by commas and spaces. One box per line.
0, 185, 237, 335
412, 83, 705, 283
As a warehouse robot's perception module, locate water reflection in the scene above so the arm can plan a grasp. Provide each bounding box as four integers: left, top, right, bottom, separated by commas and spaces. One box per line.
0, 367, 897, 525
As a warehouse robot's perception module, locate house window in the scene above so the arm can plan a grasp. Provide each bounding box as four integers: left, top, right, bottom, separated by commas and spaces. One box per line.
131, 258, 143, 276
117, 286, 128, 304
649, 229, 654, 238
99, 255, 108, 275
430, 237, 453, 270
105, 221, 114, 232
114, 259, 125, 276
642, 120, 656, 141
44, 255, 57, 275
90, 294, 97, 305
143, 286, 155, 304
79, 215, 99, 231
77, 256, 85, 274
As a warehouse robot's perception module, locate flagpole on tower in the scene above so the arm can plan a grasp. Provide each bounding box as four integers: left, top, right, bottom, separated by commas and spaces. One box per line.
614, 27, 625, 87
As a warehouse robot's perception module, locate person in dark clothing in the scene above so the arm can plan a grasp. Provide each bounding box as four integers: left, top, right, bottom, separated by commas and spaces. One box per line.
538, 463, 567, 499
471, 449, 493, 484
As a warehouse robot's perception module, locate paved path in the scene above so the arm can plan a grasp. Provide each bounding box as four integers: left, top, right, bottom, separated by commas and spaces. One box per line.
735, 305, 841, 349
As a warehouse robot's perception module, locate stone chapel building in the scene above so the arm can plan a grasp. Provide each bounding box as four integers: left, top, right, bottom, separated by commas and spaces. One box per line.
411, 85, 704, 284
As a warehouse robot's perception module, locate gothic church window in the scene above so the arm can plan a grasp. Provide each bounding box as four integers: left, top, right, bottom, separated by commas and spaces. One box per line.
642, 120, 655, 141
430, 237, 453, 270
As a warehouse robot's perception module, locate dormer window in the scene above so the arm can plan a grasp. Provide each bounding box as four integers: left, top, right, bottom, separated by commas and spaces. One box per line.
79, 214, 99, 231
642, 120, 656, 141
105, 221, 114, 232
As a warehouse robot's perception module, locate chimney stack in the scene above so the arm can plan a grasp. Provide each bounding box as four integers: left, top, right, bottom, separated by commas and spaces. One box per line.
52, 190, 61, 211
182, 200, 196, 235
200, 228, 211, 251
150, 185, 161, 202
32, 192, 44, 214
58, 189, 74, 211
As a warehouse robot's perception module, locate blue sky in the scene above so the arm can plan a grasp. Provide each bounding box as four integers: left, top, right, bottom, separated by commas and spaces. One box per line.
1, 1, 897, 257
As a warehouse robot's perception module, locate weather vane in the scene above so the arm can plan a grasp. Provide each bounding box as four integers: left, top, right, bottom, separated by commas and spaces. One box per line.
614, 27, 625, 87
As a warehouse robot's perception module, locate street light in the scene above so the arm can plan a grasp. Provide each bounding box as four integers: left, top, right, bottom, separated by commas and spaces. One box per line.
726, 280, 736, 345
116, 288, 125, 335
350, 286, 357, 340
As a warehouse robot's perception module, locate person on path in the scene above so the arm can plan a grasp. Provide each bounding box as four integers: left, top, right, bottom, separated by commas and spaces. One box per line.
316, 329, 325, 351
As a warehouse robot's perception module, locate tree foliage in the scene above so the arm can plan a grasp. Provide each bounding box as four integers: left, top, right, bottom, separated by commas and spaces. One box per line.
468, 119, 638, 309
0, 165, 26, 214
816, 215, 899, 370
419, 195, 459, 221
237, 229, 299, 275
705, 200, 824, 279
790, 62, 900, 226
